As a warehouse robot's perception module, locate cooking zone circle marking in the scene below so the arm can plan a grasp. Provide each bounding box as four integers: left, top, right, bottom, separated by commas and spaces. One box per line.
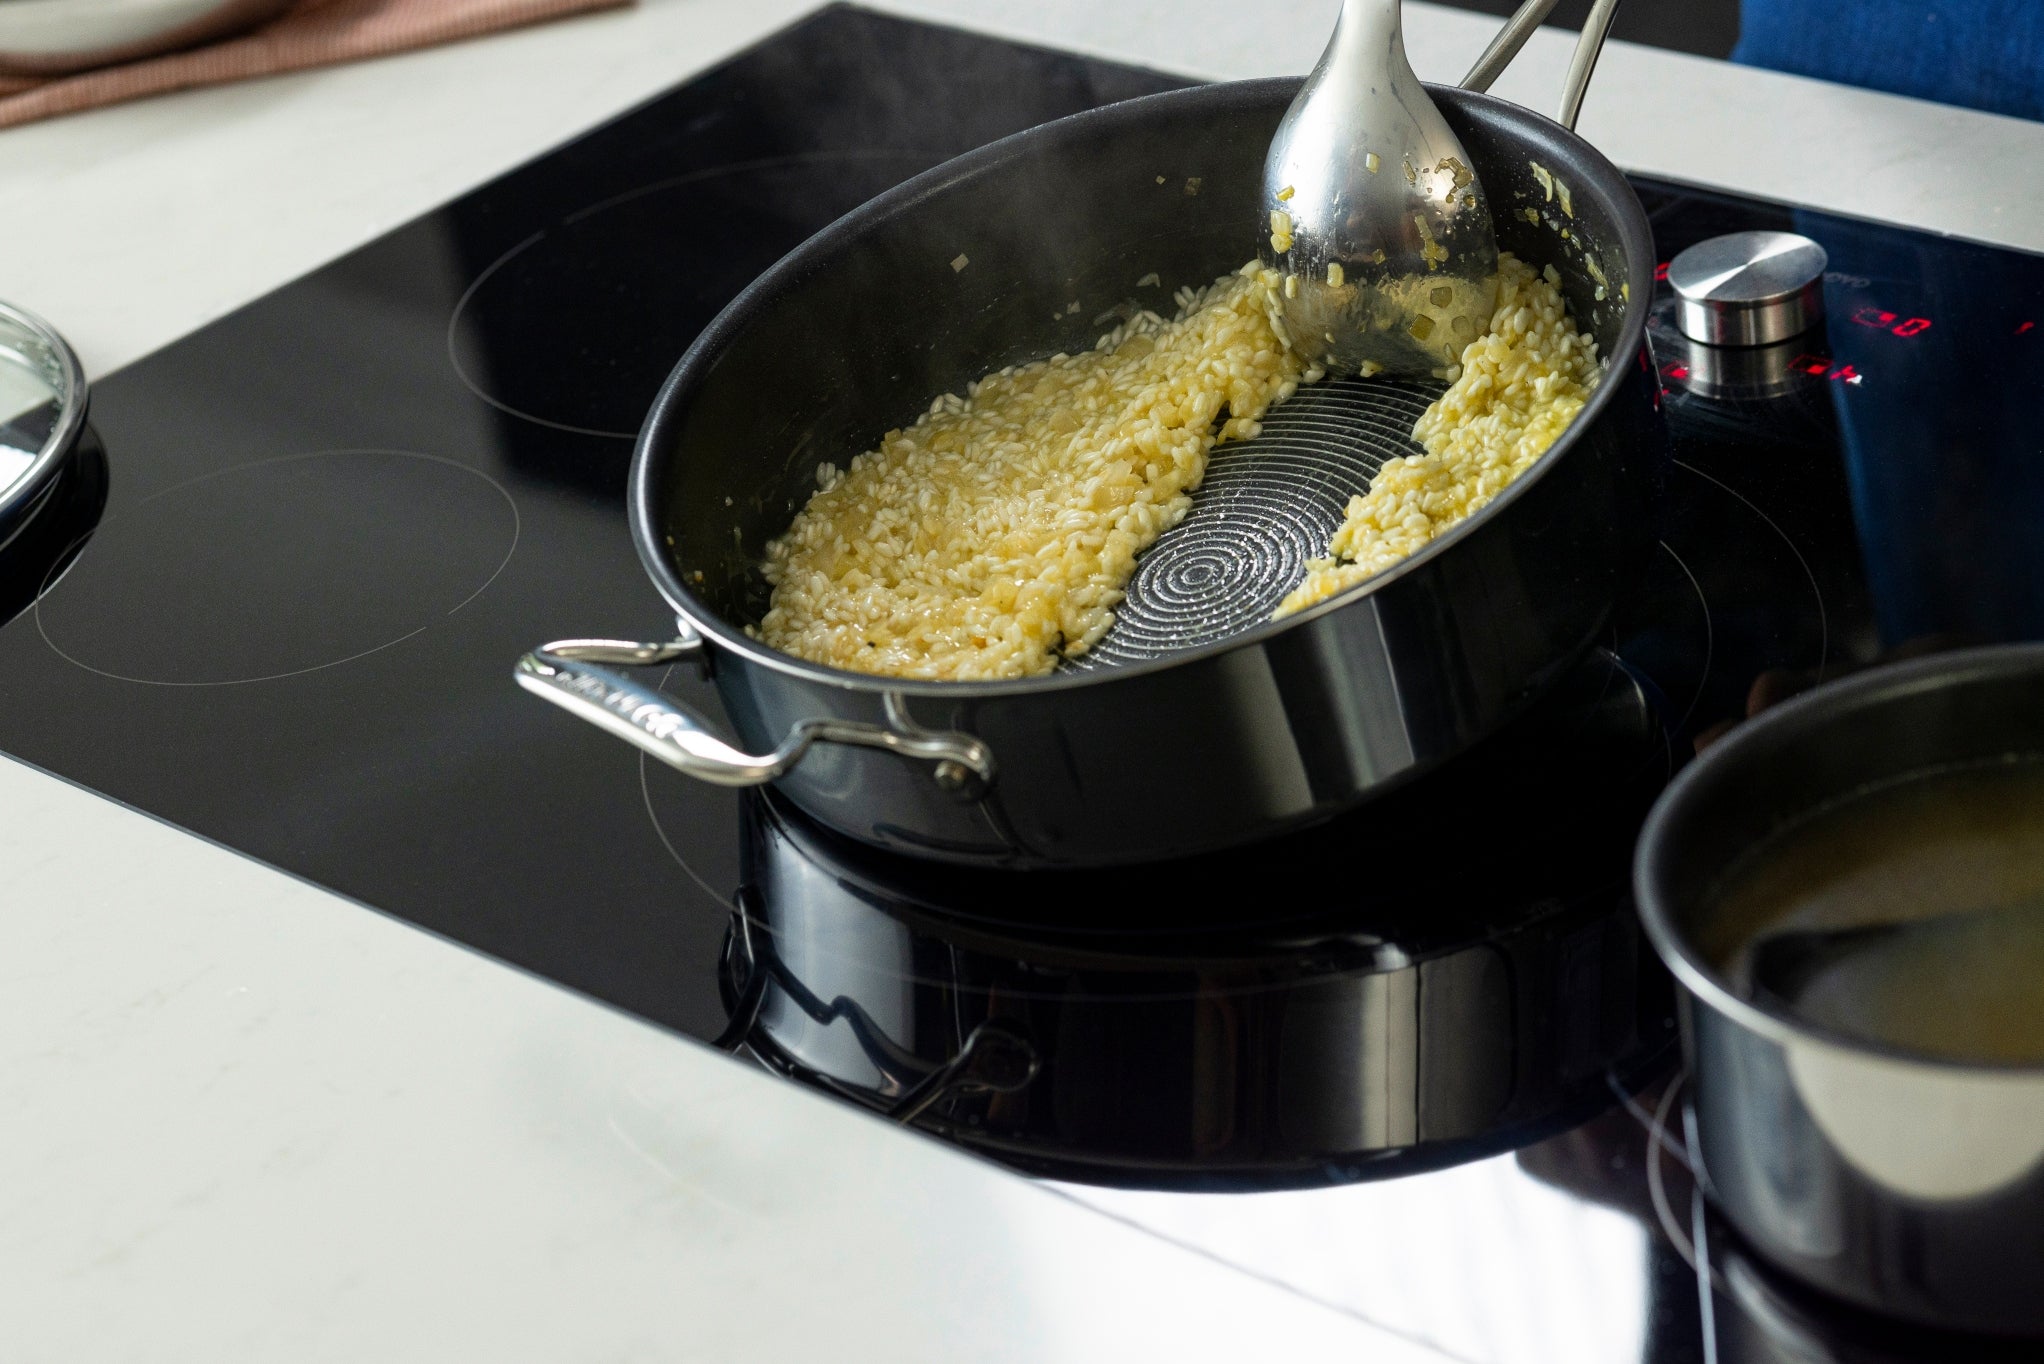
1674, 457, 1829, 680
34, 449, 519, 686
1643, 1069, 1713, 1282
1652, 538, 1713, 737
637, 676, 744, 912
446, 151, 948, 439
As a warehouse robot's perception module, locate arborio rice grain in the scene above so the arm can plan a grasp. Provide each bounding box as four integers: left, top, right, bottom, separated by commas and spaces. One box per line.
757, 263, 1314, 680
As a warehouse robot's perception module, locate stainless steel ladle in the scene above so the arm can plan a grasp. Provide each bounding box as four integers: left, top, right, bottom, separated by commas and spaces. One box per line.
1262, 0, 1625, 378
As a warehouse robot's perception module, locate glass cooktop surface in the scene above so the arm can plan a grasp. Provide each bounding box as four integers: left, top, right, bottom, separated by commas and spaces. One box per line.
4, 8, 2041, 1362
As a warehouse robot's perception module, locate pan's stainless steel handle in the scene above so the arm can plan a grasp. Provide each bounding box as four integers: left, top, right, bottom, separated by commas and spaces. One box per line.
1557, 0, 1623, 130
1460, 0, 1563, 93
514, 636, 995, 795
1459, 0, 1623, 131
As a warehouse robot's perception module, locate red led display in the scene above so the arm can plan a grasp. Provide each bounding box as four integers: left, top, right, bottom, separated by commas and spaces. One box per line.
2018, 321, 2036, 336
1658, 356, 1861, 387
1850, 305, 1931, 337
1791, 354, 1863, 385
1655, 260, 1670, 282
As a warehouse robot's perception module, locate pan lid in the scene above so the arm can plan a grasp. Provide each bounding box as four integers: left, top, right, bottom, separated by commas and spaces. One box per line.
0, 299, 86, 545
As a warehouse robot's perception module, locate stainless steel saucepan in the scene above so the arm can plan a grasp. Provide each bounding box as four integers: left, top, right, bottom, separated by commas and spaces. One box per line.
517, 68, 1665, 868
1635, 644, 2044, 1337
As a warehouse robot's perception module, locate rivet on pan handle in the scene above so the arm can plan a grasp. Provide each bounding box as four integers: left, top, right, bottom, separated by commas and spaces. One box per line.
514, 637, 995, 795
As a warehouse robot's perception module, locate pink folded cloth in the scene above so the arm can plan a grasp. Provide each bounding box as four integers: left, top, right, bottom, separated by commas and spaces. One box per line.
0, 0, 632, 130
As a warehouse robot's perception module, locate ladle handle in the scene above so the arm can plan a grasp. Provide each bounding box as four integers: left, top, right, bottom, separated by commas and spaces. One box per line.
1459, 0, 1624, 131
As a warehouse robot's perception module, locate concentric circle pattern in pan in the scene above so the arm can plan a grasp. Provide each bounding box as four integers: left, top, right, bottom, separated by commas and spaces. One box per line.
1063, 375, 1444, 671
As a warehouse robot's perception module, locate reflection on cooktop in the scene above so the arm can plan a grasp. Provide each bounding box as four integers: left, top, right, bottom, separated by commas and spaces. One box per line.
714, 648, 1676, 1186
34, 449, 519, 686
0, 426, 106, 633
1632, 1074, 2043, 1364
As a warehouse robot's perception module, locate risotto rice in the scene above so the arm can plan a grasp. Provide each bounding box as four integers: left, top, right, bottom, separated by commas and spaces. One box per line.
758, 264, 1312, 680
758, 252, 1599, 678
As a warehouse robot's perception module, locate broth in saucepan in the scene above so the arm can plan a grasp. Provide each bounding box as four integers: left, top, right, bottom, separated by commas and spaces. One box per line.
1702, 759, 2044, 1064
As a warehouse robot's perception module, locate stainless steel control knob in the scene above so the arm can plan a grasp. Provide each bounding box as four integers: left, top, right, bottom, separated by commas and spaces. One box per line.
1668, 230, 1827, 347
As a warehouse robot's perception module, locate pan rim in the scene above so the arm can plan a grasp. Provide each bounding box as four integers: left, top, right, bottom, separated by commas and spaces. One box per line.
630, 77, 1658, 698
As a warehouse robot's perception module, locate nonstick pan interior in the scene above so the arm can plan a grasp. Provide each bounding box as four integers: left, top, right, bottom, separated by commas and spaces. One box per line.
648, 82, 1643, 676
1061, 374, 1442, 669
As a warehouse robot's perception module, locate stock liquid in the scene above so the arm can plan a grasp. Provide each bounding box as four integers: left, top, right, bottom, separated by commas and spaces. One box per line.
1705, 759, 2044, 1065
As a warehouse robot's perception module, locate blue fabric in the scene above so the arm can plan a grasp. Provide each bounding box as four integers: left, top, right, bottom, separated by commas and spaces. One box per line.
1735, 1, 2044, 121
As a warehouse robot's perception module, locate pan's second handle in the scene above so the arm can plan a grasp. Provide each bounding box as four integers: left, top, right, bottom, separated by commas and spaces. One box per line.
514, 638, 995, 795
1461, 0, 1563, 93
1459, 0, 1623, 130
1557, 0, 1623, 130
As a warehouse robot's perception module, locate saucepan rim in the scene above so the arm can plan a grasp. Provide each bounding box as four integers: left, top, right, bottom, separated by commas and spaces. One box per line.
629, 76, 1657, 698
1633, 639, 2044, 1076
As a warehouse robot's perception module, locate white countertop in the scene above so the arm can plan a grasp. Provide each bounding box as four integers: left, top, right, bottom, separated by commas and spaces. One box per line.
3, 2, 2039, 1356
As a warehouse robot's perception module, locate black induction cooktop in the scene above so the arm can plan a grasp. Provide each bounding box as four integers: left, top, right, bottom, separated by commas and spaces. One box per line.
6, 8, 2043, 1361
